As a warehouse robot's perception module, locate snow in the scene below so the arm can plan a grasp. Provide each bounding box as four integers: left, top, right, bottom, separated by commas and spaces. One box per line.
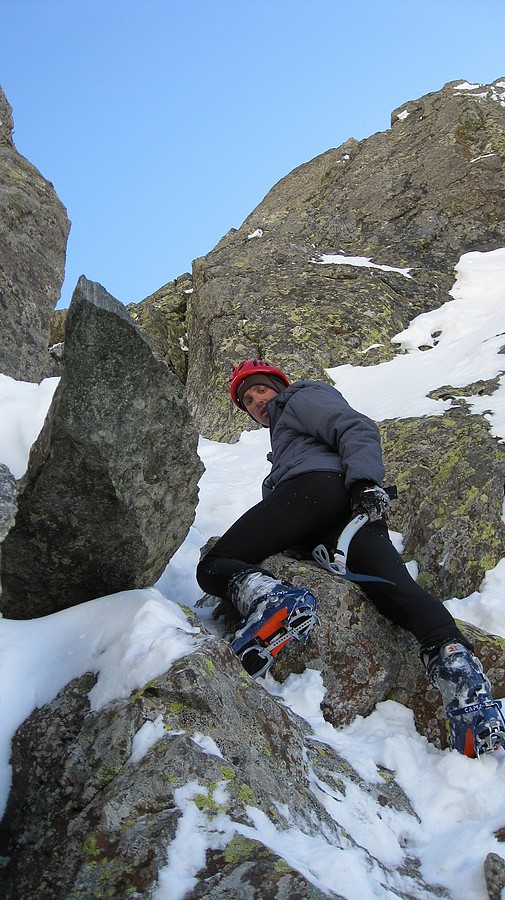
128, 713, 166, 765
310, 252, 412, 278
247, 227, 263, 239
0, 375, 59, 479
471, 153, 497, 163
1, 248, 505, 897
327, 248, 505, 435
454, 82, 483, 91
453, 80, 505, 106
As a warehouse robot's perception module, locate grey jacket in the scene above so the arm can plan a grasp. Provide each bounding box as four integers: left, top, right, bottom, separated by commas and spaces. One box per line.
262, 380, 384, 496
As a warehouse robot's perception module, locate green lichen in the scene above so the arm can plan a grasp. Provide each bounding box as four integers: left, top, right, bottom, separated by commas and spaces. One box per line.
223, 834, 259, 864
150, 737, 168, 755
202, 658, 216, 676
130, 680, 158, 701
274, 858, 293, 874
83, 833, 100, 858
193, 791, 218, 812
192, 781, 229, 816
237, 784, 256, 805
378, 767, 393, 784
179, 604, 195, 617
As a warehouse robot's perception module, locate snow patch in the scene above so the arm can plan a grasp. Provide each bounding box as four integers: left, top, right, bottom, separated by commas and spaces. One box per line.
327, 247, 505, 432
128, 714, 166, 764
310, 253, 412, 278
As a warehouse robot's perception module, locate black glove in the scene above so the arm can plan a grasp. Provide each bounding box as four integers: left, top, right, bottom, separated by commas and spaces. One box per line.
349, 480, 390, 521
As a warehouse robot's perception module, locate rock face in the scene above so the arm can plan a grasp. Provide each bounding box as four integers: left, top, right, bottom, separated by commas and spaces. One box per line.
0, 464, 17, 597
127, 272, 192, 383
0, 86, 70, 382
0, 586, 467, 900
2, 76, 505, 899
261, 553, 505, 753
381, 409, 505, 597
2, 568, 504, 898
0, 276, 203, 618
185, 78, 505, 442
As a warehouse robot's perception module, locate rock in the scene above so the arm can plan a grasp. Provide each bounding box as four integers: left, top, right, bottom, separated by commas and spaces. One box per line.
127, 272, 192, 383
0, 465, 16, 544
49, 308, 68, 346
187, 840, 333, 899
484, 851, 505, 900
0, 464, 17, 597
253, 552, 505, 752
0, 276, 203, 618
184, 78, 505, 442
0, 610, 450, 899
0, 86, 70, 382
381, 408, 505, 596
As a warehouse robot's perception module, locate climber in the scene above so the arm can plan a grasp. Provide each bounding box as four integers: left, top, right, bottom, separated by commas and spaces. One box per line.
196, 358, 505, 756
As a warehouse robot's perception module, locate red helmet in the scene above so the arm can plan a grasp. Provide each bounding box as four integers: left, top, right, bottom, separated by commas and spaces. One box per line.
229, 358, 290, 409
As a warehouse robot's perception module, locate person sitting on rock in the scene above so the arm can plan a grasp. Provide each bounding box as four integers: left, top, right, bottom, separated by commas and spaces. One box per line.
196, 358, 505, 757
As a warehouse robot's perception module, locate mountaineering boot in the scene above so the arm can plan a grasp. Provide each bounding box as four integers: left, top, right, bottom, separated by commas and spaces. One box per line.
229, 571, 319, 679
424, 641, 505, 757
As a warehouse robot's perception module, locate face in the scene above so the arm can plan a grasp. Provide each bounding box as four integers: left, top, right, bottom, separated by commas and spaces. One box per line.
242, 384, 278, 425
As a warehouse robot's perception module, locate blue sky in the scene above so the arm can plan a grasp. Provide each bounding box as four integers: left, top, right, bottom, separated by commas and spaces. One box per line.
2, 0, 504, 309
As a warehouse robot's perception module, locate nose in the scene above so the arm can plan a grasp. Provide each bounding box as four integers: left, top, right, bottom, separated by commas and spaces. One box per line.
252, 397, 267, 422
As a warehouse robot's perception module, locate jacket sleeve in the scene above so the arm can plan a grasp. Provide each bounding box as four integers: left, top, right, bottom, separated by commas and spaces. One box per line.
288, 384, 385, 489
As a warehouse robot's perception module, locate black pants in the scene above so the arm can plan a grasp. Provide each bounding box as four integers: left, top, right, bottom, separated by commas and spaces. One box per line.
196, 471, 468, 650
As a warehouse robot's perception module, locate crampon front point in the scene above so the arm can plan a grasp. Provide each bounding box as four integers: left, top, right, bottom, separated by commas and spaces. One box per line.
450, 698, 505, 758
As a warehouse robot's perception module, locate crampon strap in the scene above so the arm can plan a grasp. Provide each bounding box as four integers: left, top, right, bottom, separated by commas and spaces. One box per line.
450, 698, 504, 717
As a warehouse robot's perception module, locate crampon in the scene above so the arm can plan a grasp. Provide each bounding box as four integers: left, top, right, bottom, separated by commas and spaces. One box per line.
449, 697, 505, 758
426, 641, 505, 758
230, 587, 319, 679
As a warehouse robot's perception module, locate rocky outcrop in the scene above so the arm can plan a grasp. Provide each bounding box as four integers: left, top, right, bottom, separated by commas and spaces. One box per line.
0, 86, 70, 382
185, 78, 505, 442
2, 560, 504, 898
2, 75, 505, 900
0, 464, 16, 596
261, 553, 505, 752
381, 407, 505, 597
127, 272, 192, 383
485, 852, 505, 900
0, 580, 469, 900
0, 276, 203, 618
